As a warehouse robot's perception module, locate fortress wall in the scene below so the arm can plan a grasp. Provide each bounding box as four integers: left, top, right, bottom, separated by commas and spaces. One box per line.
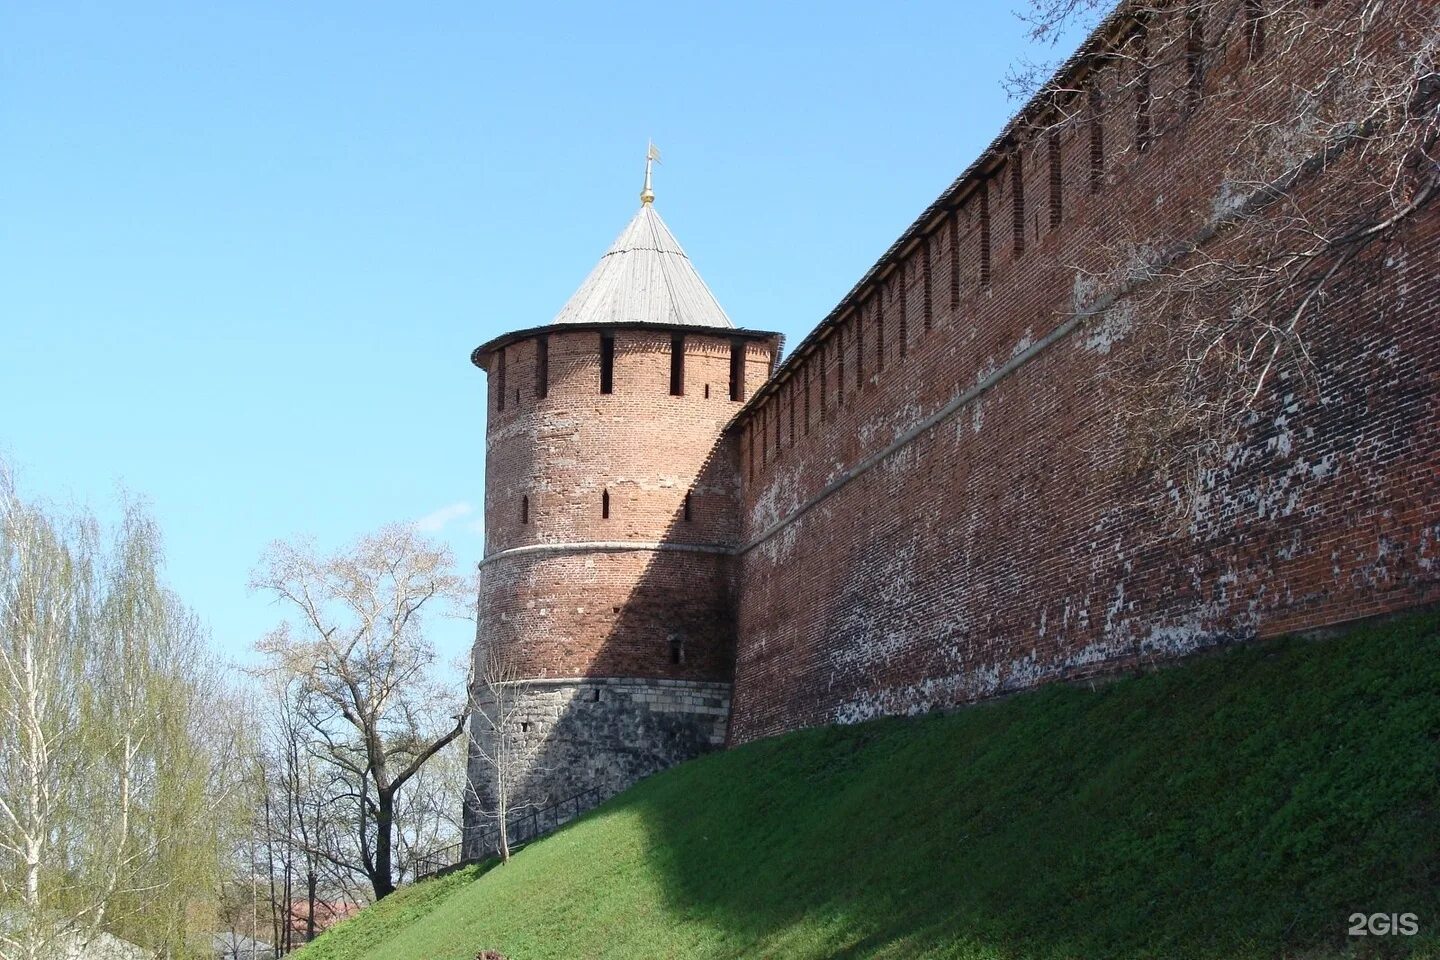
727, 1, 1440, 743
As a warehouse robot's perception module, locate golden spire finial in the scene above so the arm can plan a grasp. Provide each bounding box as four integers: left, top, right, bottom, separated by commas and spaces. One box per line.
640, 141, 661, 205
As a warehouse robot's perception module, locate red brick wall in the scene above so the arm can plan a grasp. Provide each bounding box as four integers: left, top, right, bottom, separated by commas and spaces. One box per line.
727, 1, 1440, 742
479, 328, 777, 682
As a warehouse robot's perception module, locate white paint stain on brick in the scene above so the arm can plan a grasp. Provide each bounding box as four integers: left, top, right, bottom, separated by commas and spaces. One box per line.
1081, 302, 1136, 355
830, 595, 1259, 729
860, 401, 924, 449
825, 539, 920, 678
1211, 178, 1246, 223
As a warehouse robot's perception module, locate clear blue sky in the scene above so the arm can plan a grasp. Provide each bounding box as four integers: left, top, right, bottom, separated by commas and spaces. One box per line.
0, 1, 1081, 666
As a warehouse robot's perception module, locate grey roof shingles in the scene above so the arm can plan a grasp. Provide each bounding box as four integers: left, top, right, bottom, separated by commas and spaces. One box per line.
548, 202, 734, 329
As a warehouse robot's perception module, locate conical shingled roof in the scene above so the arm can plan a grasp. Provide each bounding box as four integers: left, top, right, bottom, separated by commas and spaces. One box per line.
548, 203, 734, 329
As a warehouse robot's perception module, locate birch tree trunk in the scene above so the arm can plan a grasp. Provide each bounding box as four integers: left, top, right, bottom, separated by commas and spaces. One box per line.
0, 464, 242, 959
468, 645, 547, 866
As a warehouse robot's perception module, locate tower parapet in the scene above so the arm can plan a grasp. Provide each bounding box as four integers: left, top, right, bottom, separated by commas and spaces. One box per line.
464, 172, 780, 852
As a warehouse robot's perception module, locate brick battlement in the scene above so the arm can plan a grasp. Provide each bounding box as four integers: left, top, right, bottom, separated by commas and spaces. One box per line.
723, 0, 1439, 742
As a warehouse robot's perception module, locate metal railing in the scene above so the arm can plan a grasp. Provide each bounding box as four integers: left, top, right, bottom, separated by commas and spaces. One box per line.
413, 785, 605, 881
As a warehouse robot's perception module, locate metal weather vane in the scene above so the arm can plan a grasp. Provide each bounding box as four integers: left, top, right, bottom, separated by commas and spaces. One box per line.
641, 140, 661, 205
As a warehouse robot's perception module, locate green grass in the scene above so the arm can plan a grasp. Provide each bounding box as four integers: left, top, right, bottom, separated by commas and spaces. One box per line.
296, 612, 1440, 960
292, 862, 491, 960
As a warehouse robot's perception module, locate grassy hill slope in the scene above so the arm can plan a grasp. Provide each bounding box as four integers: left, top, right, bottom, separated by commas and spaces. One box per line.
298, 613, 1440, 959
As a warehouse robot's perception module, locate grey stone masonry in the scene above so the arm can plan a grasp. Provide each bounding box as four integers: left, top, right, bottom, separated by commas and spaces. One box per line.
463, 677, 730, 857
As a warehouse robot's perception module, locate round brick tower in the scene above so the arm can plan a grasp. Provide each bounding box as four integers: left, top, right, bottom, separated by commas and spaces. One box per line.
463, 168, 779, 851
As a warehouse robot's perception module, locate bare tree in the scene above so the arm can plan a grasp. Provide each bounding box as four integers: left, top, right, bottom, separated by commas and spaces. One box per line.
390, 720, 468, 879
1006, 0, 1438, 521
467, 645, 547, 865
246, 673, 378, 946
251, 524, 472, 900
219, 728, 368, 959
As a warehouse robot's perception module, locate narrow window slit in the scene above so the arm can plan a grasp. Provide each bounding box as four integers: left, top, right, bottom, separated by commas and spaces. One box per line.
979, 182, 992, 284
1010, 148, 1025, 256
948, 212, 960, 309
773, 393, 781, 453
495, 348, 507, 411
729, 341, 745, 401
922, 235, 933, 331
601, 488, 610, 519
599, 333, 615, 394
535, 335, 549, 399
898, 264, 908, 355
803, 363, 811, 434
876, 290, 886, 371
1048, 131, 1062, 228
762, 406, 769, 467
1186, 6, 1205, 105
819, 342, 828, 422
1089, 83, 1105, 190
521, 495, 529, 524
789, 383, 796, 447
1135, 23, 1152, 152
1245, 0, 1265, 60
855, 308, 865, 387
669, 333, 685, 396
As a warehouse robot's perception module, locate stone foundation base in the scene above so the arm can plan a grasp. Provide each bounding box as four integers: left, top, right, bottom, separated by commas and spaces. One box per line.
463, 676, 729, 857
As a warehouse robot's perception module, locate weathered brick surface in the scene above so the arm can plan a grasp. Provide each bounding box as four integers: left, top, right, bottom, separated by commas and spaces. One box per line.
466, 327, 776, 839
726, 2, 1440, 742
478, 328, 777, 683
477, 549, 737, 681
